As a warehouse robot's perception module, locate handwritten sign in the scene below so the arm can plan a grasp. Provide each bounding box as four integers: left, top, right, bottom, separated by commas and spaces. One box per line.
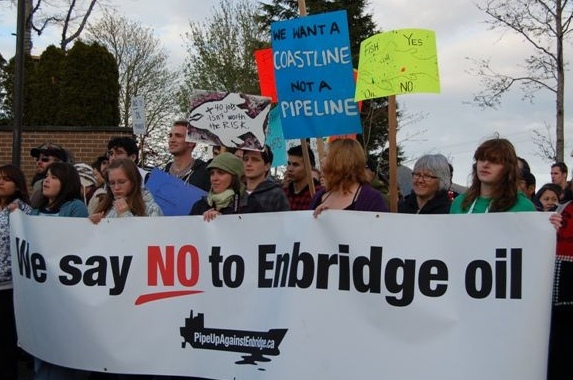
187, 90, 272, 150
254, 48, 278, 103
271, 10, 362, 139
130, 96, 146, 135
355, 29, 440, 100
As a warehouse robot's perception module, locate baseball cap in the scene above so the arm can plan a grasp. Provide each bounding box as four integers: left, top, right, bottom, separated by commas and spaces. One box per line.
30, 143, 68, 162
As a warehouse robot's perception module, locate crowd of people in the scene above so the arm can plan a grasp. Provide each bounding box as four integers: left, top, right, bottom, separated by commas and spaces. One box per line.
0, 123, 570, 379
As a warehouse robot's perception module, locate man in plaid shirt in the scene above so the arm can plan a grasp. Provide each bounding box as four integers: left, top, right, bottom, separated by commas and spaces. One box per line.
283, 145, 320, 211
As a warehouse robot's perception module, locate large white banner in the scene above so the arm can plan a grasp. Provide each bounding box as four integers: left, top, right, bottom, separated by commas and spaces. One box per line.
11, 211, 555, 379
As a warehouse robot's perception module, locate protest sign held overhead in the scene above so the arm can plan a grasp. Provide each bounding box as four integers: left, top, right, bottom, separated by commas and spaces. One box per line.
271, 10, 362, 139
265, 106, 287, 167
187, 90, 272, 150
255, 48, 278, 103
355, 29, 441, 101
130, 96, 146, 135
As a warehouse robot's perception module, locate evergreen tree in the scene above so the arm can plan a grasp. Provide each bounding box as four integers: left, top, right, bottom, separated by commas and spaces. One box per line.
30, 46, 66, 126
58, 41, 120, 126
0, 54, 38, 126
0, 42, 119, 127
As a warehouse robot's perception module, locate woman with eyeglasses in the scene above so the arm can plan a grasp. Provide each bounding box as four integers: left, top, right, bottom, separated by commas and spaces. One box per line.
398, 154, 452, 214
0, 165, 31, 380
450, 138, 536, 213
310, 139, 388, 217
90, 158, 162, 223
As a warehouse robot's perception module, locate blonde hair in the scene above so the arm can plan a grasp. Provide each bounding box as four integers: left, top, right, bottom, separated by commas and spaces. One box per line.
321, 139, 368, 194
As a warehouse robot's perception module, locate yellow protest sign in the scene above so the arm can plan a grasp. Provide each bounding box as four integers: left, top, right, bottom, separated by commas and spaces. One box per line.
355, 29, 440, 101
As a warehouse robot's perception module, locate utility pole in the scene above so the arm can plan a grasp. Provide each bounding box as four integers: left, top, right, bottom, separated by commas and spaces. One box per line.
12, 0, 26, 167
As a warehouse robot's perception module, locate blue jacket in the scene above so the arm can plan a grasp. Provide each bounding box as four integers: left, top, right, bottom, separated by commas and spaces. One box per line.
31, 199, 88, 217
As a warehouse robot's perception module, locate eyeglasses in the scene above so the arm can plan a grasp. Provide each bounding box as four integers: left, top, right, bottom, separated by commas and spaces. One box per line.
36, 157, 53, 163
108, 179, 130, 187
412, 172, 439, 181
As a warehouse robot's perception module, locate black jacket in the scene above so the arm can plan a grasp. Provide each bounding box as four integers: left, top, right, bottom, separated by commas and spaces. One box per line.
398, 189, 451, 214
190, 191, 263, 215
249, 178, 290, 212
164, 159, 210, 192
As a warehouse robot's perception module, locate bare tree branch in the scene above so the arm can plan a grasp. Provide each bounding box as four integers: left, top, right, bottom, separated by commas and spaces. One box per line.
469, 0, 571, 160
61, 0, 97, 50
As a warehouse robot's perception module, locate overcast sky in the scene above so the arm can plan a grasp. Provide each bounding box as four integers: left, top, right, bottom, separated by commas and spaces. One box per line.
0, 0, 571, 186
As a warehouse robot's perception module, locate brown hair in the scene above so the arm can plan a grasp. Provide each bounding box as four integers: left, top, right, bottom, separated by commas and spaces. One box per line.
0, 165, 30, 207
321, 139, 368, 194
95, 158, 146, 216
36, 163, 82, 212
461, 138, 519, 212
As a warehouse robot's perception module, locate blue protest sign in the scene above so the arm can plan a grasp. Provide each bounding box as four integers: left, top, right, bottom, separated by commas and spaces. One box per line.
271, 10, 362, 139
146, 168, 207, 216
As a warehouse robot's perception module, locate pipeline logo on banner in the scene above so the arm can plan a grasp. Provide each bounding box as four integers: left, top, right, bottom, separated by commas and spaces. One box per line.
180, 309, 288, 365
271, 10, 362, 139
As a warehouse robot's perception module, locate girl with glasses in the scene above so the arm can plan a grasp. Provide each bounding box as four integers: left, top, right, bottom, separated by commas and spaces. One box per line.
90, 158, 162, 223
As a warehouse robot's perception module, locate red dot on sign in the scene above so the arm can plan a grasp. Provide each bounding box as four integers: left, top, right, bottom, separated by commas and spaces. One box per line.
400, 67, 406, 72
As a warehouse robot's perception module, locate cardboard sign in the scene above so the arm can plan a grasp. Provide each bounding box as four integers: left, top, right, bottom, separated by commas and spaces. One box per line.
355, 29, 441, 100
271, 10, 362, 139
187, 90, 272, 151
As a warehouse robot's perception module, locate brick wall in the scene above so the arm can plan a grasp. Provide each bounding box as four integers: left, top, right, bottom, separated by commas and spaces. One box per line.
0, 126, 133, 184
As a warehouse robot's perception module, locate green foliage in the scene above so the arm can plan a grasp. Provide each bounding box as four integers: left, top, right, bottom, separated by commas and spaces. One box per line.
0, 54, 39, 126
58, 41, 119, 126
0, 41, 119, 127
30, 46, 66, 126
179, 0, 267, 111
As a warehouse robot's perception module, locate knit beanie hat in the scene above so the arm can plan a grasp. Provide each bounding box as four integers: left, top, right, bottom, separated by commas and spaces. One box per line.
207, 152, 244, 178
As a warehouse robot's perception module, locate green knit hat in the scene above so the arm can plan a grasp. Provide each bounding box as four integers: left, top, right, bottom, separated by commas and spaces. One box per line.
207, 152, 244, 178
